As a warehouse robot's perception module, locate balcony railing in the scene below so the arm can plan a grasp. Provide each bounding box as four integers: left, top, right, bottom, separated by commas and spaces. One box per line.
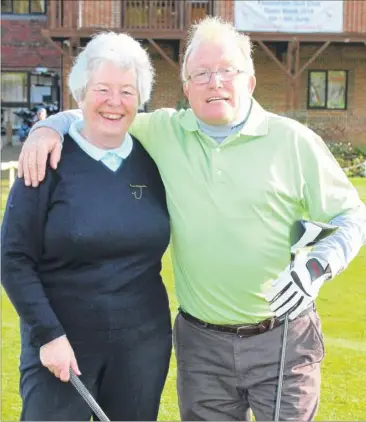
47, 0, 213, 32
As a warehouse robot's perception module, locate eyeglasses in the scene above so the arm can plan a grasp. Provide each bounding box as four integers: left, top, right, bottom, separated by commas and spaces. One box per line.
187, 68, 245, 85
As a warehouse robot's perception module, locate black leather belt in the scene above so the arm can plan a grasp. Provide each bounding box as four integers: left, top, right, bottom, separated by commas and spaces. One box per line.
179, 305, 313, 338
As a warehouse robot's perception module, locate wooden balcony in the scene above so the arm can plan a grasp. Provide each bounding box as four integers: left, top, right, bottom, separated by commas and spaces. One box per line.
46, 0, 214, 39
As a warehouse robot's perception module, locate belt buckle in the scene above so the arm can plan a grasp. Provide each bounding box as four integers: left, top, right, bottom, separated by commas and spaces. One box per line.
236, 321, 270, 337
236, 325, 249, 338
236, 324, 258, 338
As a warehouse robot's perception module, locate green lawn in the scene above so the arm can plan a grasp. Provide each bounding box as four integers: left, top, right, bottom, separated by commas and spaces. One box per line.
1, 178, 366, 421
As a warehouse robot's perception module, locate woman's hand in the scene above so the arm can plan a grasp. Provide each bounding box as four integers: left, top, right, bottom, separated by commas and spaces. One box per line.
40, 335, 81, 382
18, 128, 62, 187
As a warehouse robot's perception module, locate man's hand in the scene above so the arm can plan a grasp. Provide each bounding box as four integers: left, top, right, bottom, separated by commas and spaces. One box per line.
18, 128, 62, 187
265, 253, 331, 320
40, 335, 81, 382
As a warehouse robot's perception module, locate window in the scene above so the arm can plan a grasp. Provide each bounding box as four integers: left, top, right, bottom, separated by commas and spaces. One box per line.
1, 0, 46, 14
1, 70, 59, 140
308, 70, 348, 110
1, 72, 28, 103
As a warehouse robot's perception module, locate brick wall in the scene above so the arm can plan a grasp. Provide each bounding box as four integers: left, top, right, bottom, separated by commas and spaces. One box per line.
252, 44, 366, 147
146, 44, 182, 111
1, 18, 60, 70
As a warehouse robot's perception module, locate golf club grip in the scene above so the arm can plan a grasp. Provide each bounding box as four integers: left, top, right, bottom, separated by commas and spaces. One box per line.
69, 369, 110, 421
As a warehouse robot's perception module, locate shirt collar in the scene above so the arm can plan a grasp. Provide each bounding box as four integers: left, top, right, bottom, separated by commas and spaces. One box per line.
69, 119, 133, 161
178, 98, 269, 137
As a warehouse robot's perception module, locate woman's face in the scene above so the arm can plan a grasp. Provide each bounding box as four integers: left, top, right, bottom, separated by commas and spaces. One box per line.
80, 61, 139, 145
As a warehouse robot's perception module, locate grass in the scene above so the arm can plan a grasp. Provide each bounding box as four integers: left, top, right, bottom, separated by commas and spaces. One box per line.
1, 178, 366, 421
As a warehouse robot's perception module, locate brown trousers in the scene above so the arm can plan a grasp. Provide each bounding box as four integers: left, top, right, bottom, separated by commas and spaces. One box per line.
173, 309, 324, 421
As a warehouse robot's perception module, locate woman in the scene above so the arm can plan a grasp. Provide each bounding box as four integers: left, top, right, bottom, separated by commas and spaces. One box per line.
1, 32, 171, 421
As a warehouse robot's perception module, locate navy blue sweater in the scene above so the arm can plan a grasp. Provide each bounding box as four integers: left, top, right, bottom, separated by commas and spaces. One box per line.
1, 135, 170, 347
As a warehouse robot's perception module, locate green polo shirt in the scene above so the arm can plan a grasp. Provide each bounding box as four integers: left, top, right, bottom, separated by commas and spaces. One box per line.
127, 100, 360, 324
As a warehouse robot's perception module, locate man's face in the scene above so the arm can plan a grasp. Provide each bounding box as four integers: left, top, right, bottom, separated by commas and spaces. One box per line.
183, 41, 256, 125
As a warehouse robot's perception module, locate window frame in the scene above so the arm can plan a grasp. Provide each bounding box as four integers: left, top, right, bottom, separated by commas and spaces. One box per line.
1, 69, 59, 135
1, 0, 47, 15
1, 70, 59, 108
307, 69, 348, 111
1, 71, 31, 107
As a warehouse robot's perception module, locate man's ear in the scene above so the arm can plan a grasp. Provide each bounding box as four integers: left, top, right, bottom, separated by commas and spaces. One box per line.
248, 76, 256, 95
183, 82, 189, 99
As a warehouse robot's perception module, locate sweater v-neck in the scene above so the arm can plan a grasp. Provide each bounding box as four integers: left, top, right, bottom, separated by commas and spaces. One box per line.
64, 134, 134, 176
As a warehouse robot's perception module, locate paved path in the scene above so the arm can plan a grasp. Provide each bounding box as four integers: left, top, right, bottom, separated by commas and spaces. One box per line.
1, 145, 22, 163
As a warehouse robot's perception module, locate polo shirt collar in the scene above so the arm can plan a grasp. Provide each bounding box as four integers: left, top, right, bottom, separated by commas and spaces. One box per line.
178, 98, 269, 137
69, 119, 133, 161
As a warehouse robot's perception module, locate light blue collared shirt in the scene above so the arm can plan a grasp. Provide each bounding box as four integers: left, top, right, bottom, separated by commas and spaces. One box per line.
197, 97, 252, 143
69, 119, 133, 171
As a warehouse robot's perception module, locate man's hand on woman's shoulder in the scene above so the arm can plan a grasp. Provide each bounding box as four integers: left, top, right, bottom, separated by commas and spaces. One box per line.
18, 128, 63, 187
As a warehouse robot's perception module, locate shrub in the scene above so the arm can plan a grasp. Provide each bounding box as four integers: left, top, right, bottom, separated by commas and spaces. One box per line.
325, 141, 366, 177
176, 96, 189, 111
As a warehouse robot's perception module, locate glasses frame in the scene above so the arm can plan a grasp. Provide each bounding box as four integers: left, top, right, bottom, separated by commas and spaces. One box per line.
187, 68, 246, 85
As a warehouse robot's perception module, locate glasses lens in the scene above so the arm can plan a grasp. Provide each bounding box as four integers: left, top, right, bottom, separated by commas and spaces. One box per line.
190, 69, 239, 84
192, 72, 209, 84
218, 68, 237, 81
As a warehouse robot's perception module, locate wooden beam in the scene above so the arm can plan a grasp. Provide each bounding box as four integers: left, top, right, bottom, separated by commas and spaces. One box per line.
295, 41, 331, 78
45, 28, 187, 40
70, 36, 81, 57
179, 39, 185, 70
48, 0, 57, 29
294, 40, 301, 109
147, 38, 179, 71
247, 32, 366, 43
285, 40, 294, 110
257, 40, 294, 80
41, 29, 72, 62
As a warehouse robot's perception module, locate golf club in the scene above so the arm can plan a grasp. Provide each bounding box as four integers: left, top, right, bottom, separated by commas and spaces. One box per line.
274, 219, 338, 422
69, 368, 111, 421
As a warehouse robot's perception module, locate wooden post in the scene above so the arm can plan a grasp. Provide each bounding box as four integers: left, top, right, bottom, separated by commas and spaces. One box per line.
294, 40, 300, 110
286, 40, 294, 111
9, 167, 15, 188
6, 121, 12, 146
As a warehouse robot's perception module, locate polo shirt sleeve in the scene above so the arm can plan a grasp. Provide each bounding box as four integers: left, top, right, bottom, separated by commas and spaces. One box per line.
1, 170, 66, 347
300, 131, 366, 276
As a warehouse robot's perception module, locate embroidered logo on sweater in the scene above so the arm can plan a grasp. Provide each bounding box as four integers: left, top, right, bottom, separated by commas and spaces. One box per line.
129, 184, 147, 200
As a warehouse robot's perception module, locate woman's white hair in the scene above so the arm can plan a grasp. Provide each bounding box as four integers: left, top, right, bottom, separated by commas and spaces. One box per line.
181, 16, 254, 82
68, 32, 154, 106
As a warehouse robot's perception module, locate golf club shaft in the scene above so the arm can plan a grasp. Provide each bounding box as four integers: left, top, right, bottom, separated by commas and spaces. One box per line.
69, 369, 110, 421
274, 313, 289, 422
274, 253, 295, 421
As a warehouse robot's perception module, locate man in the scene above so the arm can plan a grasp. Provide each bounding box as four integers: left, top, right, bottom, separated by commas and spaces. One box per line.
17, 17, 366, 421
35, 107, 47, 123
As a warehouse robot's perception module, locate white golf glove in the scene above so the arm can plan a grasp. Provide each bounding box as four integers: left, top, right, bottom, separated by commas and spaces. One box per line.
265, 253, 331, 320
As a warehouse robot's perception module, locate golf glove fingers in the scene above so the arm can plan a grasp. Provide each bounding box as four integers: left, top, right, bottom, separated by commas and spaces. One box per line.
265, 254, 330, 320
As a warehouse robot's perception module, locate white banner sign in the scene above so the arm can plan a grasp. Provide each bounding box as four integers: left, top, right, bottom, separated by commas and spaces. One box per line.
235, 1, 344, 33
